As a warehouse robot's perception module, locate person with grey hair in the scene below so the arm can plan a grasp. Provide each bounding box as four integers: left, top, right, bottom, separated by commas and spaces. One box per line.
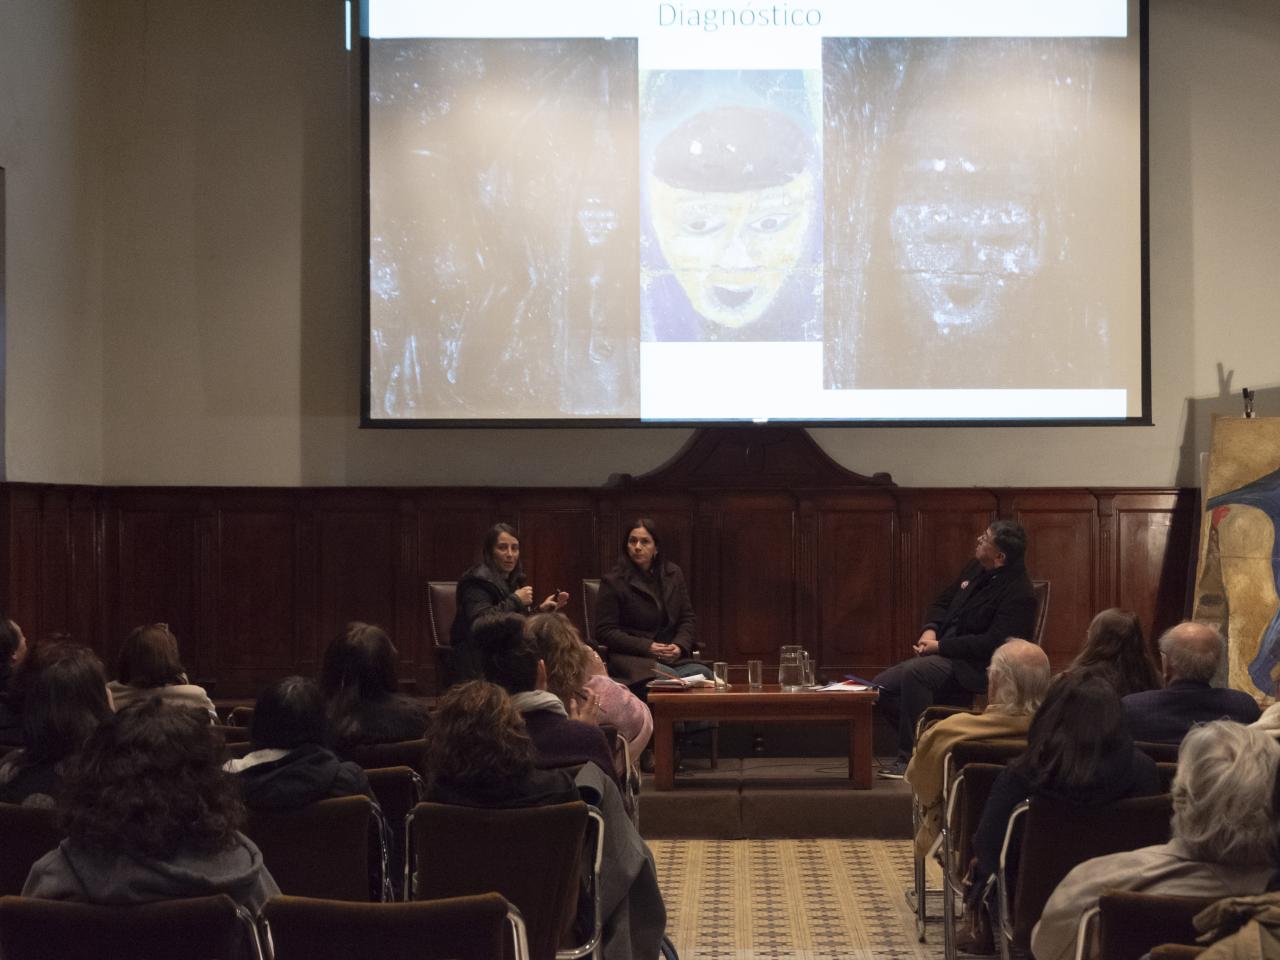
1031, 721, 1280, 960
876, 519, 1039, 777
1122, 621, 1260, 744
906, 638, 1050, 857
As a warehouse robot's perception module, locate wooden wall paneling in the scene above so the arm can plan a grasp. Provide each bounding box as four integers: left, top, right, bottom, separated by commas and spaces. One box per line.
416, 495, 502, 582
904, 491, 999, 648
513, 494, 597, 636
1008, 491, 1099, 668
36, 488, 71, 642
692, 507, 721, 658
1105, 490, 1197, 648
112, 491, 201, 680
594, 495, 697, 583
795, 499, 818, 654
702, 493, 796, 663
68, 489, 104, 653
3, 486, 43, 644
215, 494, 300, 696
812, 493, 897, 677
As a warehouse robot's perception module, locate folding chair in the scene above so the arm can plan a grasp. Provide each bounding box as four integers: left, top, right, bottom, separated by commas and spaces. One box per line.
0, 893, 261, 960
344, 738, 430, 779
365, 765, 425, 900
259, 892, 529, 960
406, 800, 605, 960
940, 761, 1006, 960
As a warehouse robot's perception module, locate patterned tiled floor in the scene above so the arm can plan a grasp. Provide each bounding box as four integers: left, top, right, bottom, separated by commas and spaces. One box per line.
650, 838, 948, 960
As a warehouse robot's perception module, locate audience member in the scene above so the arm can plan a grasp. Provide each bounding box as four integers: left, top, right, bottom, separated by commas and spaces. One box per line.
1067, 607, 1161, 698
23, 698, 279, 912
478, 613, 617, 782
907, 638, 1050, 858
319, 622, 431, 751
526, 612, 653, 769
225, 675, 373, 810
421, 680, 579, 807
1031, 721, 1279, 960
0, 615, 28, 745
1123, 622, 1260, 743
965, 672, 1163, 951
875, 520, 1038, 775
108, 622, 218, 722
0, 643, 112, 807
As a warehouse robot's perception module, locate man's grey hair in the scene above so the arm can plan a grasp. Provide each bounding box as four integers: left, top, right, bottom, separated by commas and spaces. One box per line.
1171, 720, 1279, 864
1158, 622, 1224, 684
987, 638, 1051, 715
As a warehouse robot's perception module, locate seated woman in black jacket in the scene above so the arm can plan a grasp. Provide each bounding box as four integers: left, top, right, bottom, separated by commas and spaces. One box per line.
449, 523, 568, 682
961, 671, 1162, 950
595, 518, 708, 695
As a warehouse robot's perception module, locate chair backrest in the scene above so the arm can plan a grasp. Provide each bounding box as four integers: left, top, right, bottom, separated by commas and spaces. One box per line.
227, 705, 255, 728
944, 762, 1006, 885
243, 795, 379, 902
365, 766, 425, 901
260, 892, 527, 960
426, 582, 458, 652
948, 738, 1026, 772
407, 800, 589, 960
1155, 762, 1178, 793
0, 893, 260, 960
1098, 890, 1219, 960
1010, 793, 1174, 950
1031, 580, 1051, 646
0, 803, 64, 896
1136, 740, 1181, 763
344, 739, 430, 779
581, 579, 601, 642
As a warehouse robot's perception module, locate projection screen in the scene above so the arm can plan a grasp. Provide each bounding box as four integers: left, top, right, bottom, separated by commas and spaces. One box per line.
361, 0, 1148, 426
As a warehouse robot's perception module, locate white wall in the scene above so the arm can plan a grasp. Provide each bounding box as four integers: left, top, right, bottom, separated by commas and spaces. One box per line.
5, 0, 1278, 488
0, 1, 104, 483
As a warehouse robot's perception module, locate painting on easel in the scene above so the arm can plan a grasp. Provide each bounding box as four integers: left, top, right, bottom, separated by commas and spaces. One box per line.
1192, 416, 1280, 699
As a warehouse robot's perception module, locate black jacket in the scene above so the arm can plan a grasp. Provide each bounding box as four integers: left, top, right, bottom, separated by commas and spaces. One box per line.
595, 559, 697, 686
1122, 679, 1261, 744
449, 562, 531, 682
236, 742, 374, 812
924, 559, 1038, 692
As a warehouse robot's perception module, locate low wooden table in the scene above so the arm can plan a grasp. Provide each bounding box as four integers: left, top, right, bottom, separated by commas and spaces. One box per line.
647, 684, 880, 791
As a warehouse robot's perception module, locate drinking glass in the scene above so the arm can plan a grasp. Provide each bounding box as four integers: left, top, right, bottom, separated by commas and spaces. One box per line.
713, 661, 729, 689
747, 659, 763, 690
778, 645, 805, 691
803, 656, 816, 688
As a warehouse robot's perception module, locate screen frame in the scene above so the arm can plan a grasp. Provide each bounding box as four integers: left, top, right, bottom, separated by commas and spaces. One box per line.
356, 0, 1152, 430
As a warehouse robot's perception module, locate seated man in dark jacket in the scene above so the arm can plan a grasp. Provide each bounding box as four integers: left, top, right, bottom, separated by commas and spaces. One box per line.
1123, 621, 1260, 743
225, 676, 373, 810
478, 613, 619, 784
874, 519, 1038, 775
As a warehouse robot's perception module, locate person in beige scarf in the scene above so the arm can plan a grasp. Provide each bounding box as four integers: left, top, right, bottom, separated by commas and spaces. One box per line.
906, 638, 1050, 857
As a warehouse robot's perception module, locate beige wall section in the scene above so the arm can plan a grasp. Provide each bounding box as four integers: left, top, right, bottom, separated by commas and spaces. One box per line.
5, 0, 1279, 487
0, 1, 104, 483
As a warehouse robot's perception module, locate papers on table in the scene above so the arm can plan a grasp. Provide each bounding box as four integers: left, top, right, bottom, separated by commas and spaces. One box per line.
817, 681, 871, 692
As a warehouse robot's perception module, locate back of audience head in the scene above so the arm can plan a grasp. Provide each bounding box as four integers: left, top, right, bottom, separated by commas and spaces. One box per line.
422, 680, 535, 799
117, 623, 188, 688
251, 675, 326, 750
320, 622, 399, 702
986, 638, 1050, 714
1172, 720, 1280, 865
22, 642, 113, 764
478, 613, 542, 695
524, 613, 590, 706
1071, 608, 1161, 696
62, 698, 243, 860
1158, 621, 1224, 685
0, 615, 27, 690
1014, 672, 1130, 792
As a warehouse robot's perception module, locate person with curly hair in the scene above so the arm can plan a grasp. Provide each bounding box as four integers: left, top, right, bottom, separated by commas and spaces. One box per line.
107, 623, 218, 722
0, 642, 113, 806
1066, 607, 1162, 699
525, 612, 653, 769
319, 622, 431, 751
23, 697, 279, 911
422, 680, 578, 807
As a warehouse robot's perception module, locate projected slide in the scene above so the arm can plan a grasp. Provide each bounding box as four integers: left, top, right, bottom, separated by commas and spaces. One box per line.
364, 1, 1143, 424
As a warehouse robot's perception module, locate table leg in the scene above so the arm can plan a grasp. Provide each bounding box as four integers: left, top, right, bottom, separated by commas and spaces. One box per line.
849, 705, 873, 789
653, 715, 675, 791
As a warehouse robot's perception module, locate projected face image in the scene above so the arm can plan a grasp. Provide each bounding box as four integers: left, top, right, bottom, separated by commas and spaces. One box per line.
888, 158, 1043, 333
649, 172, 815, 327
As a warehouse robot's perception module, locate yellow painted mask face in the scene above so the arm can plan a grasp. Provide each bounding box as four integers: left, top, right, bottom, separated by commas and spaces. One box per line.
649, 171, 815, 329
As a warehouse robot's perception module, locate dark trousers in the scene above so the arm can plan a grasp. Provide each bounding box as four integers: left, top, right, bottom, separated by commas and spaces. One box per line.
874, 655, 973, 759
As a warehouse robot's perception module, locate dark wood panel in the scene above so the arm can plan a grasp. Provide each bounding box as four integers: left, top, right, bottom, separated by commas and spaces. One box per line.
113, 506, 198, 677
315, 507, 401, 667
1111, 491, 1197, 649
709, 499, 795, 662
217, 508, 298, 674
814, 508, 896, 668
1012, 494, 1097, 668
513, 502, 597, 636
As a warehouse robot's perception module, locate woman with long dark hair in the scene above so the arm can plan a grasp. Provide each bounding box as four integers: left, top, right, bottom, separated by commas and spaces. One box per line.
1067, 607, 1161, 698
0, 615, 28, 744
23, 697, 279, 911
449, 522, 569, 682
0, 642, 113, 806
319, 621, 431, 750
595, 518, 707, 694
108, 623, 218, 722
